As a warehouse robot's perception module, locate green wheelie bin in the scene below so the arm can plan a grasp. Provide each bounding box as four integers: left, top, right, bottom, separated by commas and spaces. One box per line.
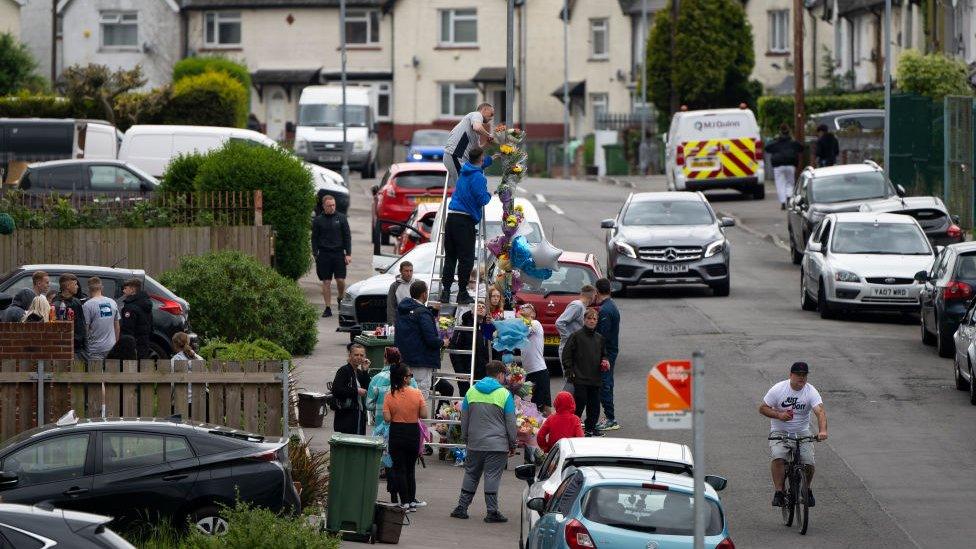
326, 434, 385, 542
354, 334, 394, 374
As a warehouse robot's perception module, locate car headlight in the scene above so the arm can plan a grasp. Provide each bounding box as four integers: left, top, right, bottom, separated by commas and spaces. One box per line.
341, 292, 352, 305
412, 152, 423, 160
704, 238, 726, 258
354, 140, 366, 151
834, 270, 860, 282
295, 138, 308, 154
613, 240, 637, 259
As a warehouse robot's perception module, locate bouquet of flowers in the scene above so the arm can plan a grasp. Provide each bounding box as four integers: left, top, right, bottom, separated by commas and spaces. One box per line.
435, 401, 463, 444
514, 397, 543, 450
505, 364, 534, 400
437, 315, 456, 340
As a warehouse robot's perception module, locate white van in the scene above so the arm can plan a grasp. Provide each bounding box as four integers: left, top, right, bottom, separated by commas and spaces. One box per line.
665, 107, 765, 199
294, 86, 378, 178
118, 124, 349, 211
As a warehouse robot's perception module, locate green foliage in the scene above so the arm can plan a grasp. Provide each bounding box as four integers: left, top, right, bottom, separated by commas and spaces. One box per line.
174, 56, 251, 92
0, 92, 87, 118
199, 339, 292, 361
0, 32, 38, 96
0, 212, 14, 235
193, 141, 315, 279
583, 134, 595, 165
161, 152, 207, 193
756, 92, 884, 135
114, 87, 172, 131
646, 0, 757, 114
167, 71, 248, 128
896, 50, 973, 101
159, 251, 317, 355
289, 438, 331, 512
58, 64, 146, 124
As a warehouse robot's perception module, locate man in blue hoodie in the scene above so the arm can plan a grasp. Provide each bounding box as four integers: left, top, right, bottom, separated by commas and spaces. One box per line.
394, 280, 447, 398
451, 360, 517, 523
439, 147, 493, 305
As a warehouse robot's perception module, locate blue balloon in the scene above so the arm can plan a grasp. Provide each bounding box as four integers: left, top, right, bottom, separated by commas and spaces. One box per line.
502, 352, 515, 364
510, 235, 554, 281
492, 318, 530, 352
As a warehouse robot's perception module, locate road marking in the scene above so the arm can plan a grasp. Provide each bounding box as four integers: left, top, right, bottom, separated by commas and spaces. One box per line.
548, 204, 565, 215
515, 187, 527, 195
535, 193, 547, 203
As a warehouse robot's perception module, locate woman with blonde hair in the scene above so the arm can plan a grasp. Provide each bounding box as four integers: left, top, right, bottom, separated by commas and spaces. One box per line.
23, 295, 50, 322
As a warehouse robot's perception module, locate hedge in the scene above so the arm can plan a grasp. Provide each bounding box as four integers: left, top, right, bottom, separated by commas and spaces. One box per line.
756, 92, 884, 135
159, 251, 317, 355
199, 339, 292, 361
897, 50, 973, 102
173, 56, 251, 92
0, 93, 91, 118
166, 71, 248, 128
192, 141, 316, 280
160, 152, 206, 193
114, 87, 171, 131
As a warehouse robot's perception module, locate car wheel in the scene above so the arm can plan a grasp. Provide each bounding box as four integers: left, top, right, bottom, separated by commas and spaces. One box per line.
752, 184, 765, 200
817, 280, 834, 319
969, 362, 976, 405
955, 357, 970, 391
937, 318, 955, 358
712, 277, 730, 297
921, 313, 936, 345
189, 505, 228, 536
800, 271, 816, 311
148, 340, 170, 360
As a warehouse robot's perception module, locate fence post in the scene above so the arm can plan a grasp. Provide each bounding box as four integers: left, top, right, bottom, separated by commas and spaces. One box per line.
254, 190, 264, 226
36, 360, 44, 427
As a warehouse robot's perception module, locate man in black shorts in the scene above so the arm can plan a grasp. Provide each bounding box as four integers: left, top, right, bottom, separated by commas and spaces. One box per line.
312, 194, 351, 318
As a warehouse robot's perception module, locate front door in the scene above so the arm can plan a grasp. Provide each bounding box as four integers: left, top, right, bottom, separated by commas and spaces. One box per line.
266, 89, 287, 141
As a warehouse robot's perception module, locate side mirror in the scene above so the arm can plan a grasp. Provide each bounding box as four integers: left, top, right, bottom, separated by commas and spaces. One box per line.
515, 464, 536, 486
914, 270, 929, 283
807, 242, 822, 254
705, 475, 728, 492
952, 214, 961, 224
370, 185, 380, 196
600, 219, 615, 229
526, 497, 546, 513
896, 184, 907, 197
389, 226, 404, 237
0, 471, 18, 489
720, 217, 736, 228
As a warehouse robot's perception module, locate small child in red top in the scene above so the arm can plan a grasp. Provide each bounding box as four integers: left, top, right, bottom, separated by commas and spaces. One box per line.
536, 391, 585, 453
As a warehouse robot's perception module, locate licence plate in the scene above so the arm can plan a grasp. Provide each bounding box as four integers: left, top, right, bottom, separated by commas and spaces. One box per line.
413, 196, 442, 204
544, 336, 560, 345
872, 287, 908, 297
652, 264, 689, 273
691, 157, 716, 169
318, 154, 342, 163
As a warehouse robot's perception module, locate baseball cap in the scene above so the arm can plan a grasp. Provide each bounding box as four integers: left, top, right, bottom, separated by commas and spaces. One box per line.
790, 361, 810, 374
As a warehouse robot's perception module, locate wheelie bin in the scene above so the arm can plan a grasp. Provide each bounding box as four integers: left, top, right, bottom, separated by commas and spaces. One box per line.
326, 434, 384, 542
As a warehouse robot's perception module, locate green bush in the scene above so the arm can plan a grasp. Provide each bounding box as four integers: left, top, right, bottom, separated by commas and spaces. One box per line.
199, 339, 292, 361
583, 134, 595, 165
114, 87, 171, 131
0, 32, 38, 95
896, 50, 973, 102
174, 56, 251, 92
193, 141, 316, 279
0, 93, 85, 118
756, 92, 884, 135
166, 71, 248, 128
161, 152, 207, 193
159, 251, 317, 355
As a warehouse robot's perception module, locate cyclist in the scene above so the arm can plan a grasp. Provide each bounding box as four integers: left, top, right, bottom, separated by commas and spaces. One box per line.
759, 361, 828, 508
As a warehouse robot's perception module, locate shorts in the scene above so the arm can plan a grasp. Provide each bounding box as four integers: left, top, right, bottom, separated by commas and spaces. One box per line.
315, 250, 347, 280
769, 430, 815, 465
526, 369, 552, 409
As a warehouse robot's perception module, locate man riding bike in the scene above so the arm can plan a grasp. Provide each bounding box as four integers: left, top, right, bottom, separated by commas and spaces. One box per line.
759, 361, 828, 508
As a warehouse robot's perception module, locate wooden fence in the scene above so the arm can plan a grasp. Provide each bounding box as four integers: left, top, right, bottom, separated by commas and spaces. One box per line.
0, 359, 292, 442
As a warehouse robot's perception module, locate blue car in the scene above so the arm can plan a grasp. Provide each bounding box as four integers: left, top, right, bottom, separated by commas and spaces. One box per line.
406, 129, 450, 162
523, 466, 734, 549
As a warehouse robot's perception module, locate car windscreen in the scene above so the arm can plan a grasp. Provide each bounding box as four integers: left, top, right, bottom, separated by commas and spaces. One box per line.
394, 172, 449, 189
485, 221, 543, 244
623, 200, 714, 226
831, 222, 931, 255
810, 172, 890, 203
412, 131, 449, 146
521, 264, 597, 295
387, 245, 436, 275
581, 486, 723, 536
299, 104, 369, 127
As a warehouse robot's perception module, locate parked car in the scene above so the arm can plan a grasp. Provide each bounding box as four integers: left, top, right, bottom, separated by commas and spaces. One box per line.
0, 413, 300, 534
0, 264, 194, 358
601, 191, 735, 296
859, 196, 963, 247
808, 109, 884, 133
0, 503, 134, 548
514, 437, 693, 548
405, 129, 450, 162
953, 301, 976, 404
786, 161, 905, 264
799, 212, 935, 318
371, 162, 450, 245
918, 242, 976, 357
15, 159, 158, 195
392, 202, 440, 255
523, 466, 732, 549
294, 85, 378, 177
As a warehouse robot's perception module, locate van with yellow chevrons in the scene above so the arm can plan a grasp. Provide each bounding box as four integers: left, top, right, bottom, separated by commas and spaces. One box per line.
665, 107, 765, 199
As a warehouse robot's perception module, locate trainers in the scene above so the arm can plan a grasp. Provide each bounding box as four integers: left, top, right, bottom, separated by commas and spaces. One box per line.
456, 292, 474, 305
771, 491, 785, 507
597, 420, 621, 431
322, 307, 332, 318
410, 500, 428, 508
400, 503, 412, 513
484, 511, 508, 523
806, 489, 815, 507
584, 430, 604, 438
450, 507, 469, 519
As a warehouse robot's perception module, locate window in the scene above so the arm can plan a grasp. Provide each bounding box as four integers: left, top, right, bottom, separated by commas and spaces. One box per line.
89, 166, 143, 192
439, 83, 478, 117
2, 434, 89, 487
550, 471, 584, 515
590, 19, 608, 59
590, 93, 608, 123
768, 10, 789, 53
0, 526, 47, 549
40, 165, 84, 191
166, 436, 195, 461
102, 433, 164, 473
581, 486, 725, 536
439, 9, 477, 46
345, 10, 380, 44
376, 83, 391, 119
100, 12, 138, 48
204, 11, 241, 47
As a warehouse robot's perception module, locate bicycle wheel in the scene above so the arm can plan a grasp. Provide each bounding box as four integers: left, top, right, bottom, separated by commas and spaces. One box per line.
795, 467, 810, 535
781, 470, 795, 526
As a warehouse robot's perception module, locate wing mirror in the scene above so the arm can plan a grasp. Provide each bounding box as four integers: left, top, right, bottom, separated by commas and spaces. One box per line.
705, 475, 728, 492
526, 497, 546, 513
914, 270, 929, 283
720, 217, 736, 228
600, 219, 616, 229
515, 464, 536, 486
807, 242, 822, 254
896, 184, 907, 197
0, 471, 18, 489
952, 214, 961, 224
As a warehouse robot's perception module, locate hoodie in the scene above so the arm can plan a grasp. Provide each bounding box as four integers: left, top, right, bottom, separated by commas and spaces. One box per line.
386, 275, 413, 325
51, 292, 86, 353
1, 289, 35, 322
393, 297, 442, 368
461, 377, 518, 452
120, 290, 153, 357
447, 156, 493, 222
536, 391, 584, 452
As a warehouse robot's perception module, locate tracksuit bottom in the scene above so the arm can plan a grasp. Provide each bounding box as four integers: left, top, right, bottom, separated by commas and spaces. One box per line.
389, 422, 420, 505
441, 212, 476, 299
455, 450, 508, 513
574, 384, 601, 432
599, 363, 615, 422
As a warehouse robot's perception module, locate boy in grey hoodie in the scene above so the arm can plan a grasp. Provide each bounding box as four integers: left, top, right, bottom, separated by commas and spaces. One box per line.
555, 284, 596, 372
386, 261, 414, 325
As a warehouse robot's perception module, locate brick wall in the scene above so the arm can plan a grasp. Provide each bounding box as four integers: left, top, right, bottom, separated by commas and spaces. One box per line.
0, 322, 73, 360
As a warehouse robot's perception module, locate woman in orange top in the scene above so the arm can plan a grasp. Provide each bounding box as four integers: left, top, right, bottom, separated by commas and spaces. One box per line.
383, 363, 428, 511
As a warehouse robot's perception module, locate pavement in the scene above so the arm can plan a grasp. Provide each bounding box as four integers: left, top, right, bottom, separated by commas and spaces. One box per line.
292, 172, 975, 548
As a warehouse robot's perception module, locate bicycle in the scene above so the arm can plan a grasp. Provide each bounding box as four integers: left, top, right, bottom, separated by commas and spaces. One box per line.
768, 434, 819, 535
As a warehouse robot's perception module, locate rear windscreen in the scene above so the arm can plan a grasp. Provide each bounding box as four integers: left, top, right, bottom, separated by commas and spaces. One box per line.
954, 253, 976, 279
680, 114, 754, 139
582, 486, 723, 536
394, 173, 449, 189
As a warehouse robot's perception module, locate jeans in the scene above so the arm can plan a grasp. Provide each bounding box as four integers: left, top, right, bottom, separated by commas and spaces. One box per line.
441, 213, 476, 297
599, 366, 615, 422
574, 384, 601, 432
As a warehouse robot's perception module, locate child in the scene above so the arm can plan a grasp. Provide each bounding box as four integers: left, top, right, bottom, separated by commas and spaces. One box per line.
561, 308, 608, 437
536, 391, 584, 453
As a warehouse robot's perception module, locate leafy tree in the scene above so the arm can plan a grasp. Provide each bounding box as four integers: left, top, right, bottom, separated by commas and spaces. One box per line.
0, 32, 38, 95
646, 0, 759, 116
896, 50, 973, 101
57, 64, 146, 124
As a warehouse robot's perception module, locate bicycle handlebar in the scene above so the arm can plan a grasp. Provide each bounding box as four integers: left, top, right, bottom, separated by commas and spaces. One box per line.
768, 435, 819, 442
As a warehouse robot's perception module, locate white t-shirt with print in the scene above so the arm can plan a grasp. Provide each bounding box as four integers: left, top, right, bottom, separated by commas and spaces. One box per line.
522, 320, 547, 374
763, 380, 823, 433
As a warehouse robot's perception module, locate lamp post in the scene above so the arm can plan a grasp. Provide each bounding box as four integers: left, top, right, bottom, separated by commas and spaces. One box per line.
506, 0, 515, 127
883, 0, 891, 169
339, 0, 349, 185
562, 0, 570, 180
639, 0, 648, 175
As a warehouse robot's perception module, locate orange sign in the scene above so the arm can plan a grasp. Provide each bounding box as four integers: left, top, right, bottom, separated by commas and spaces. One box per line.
647, 360, 692, 429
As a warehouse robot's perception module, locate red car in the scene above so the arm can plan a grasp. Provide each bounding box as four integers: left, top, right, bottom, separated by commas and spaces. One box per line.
514, 252, 603, 375
393, 202, 440, 255
371, 162, 450, 244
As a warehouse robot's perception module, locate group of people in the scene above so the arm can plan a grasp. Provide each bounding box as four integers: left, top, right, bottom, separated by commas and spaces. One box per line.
766, 123, 840, 209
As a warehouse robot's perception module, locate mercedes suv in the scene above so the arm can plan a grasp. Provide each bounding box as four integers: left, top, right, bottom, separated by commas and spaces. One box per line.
601, 192, 735, 296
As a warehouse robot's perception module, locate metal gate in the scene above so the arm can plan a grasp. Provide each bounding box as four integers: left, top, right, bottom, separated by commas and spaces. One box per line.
889, 93, 945, 197
944, 96, 974, 230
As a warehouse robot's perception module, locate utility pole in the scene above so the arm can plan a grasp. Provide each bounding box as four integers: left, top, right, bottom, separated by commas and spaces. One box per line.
669, 0, 679, 114
50, 1, 57, 83
562, 0, 570, 179
883, 0, 892, 169
692, 351, 705, 549
505, 0, 515, 127
339, 0, 349, 185
519, 0, 527, 130
639, 0, 648, 175
793, 0, 805, 145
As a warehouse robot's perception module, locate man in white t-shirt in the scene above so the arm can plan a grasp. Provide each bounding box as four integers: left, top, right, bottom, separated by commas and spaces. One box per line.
518, 304, 551, 414
759, 361, 828, 508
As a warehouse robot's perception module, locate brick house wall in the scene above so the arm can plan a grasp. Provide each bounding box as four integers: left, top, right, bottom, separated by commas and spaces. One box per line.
0, 322, 74, 360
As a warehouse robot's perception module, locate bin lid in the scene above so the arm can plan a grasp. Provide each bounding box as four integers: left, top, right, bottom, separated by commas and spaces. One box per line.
329, 434, 385, 448
298, 391, 327, 399
353, 335, 394, 345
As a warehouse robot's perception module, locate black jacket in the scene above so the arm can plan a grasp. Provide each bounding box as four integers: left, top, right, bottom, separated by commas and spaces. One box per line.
120, 290, 153, 356
312, 212, 351, 255
449, 310, 490, 376
52, 293, 86, 352
561, 327, 606, 387
815, 132, 840, 165
765, 135, 803, 167
394, 298, 442, 369
332, 363, 367, 435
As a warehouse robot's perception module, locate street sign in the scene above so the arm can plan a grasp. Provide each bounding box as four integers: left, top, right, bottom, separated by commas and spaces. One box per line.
646, 359, 692, 429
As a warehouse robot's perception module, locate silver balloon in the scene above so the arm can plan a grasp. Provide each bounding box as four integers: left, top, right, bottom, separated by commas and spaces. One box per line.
529, 238, 563, 270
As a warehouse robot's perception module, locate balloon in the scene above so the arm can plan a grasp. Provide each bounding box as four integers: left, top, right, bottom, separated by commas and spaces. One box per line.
509, 236, 533, 271
520, 271, 544, 290
487, 235, 508, 257
522, 265, 553, 284
530, 239, 563, 270
493, 318, 530, 352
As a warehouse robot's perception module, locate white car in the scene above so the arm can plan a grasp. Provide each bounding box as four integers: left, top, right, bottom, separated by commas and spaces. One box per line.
513, 437, 693, 548
800, 212, 935, 318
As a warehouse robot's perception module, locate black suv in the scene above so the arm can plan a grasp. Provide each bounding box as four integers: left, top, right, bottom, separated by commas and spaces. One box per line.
0, 264, 193, 358
17, 159, 157, 195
